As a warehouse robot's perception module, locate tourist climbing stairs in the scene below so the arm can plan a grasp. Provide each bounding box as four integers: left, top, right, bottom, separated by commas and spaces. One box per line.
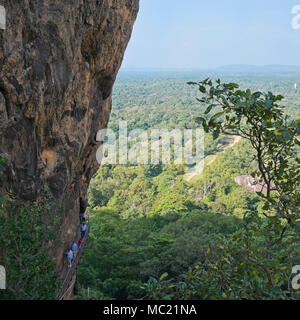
56, 222, 90, 300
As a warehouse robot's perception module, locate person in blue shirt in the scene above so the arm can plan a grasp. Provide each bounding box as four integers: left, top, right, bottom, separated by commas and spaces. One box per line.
81, 222, 87, 239
67, 249, 73, 268
71, 241, 78, 258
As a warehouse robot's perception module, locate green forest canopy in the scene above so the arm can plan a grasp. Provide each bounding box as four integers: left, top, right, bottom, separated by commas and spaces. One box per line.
77, 71, 300, 300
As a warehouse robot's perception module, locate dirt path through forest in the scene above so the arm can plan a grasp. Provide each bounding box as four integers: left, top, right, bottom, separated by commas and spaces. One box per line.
185, 135, 242, 182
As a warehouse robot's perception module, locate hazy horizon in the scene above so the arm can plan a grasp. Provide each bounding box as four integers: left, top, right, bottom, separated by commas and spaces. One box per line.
120, 64, 300, 71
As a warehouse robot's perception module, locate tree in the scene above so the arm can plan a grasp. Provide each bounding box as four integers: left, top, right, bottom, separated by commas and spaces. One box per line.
189, 78, 300, 244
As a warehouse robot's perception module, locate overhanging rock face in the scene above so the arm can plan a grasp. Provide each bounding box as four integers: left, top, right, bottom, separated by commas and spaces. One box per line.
0, 0, 139, 276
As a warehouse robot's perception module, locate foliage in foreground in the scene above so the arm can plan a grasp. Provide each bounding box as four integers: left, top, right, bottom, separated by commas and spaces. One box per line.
0, 189, 62, 300
191, 78, 299, 233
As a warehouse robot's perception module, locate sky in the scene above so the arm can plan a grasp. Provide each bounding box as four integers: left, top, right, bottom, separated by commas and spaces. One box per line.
121, 0, 300, 69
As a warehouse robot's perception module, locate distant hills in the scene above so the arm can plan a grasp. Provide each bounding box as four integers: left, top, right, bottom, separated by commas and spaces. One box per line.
216, 64, 300, 74
121, 65, 300, 75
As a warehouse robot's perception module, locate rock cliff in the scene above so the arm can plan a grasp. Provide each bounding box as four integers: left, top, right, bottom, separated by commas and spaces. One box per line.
0, 0, 139, 277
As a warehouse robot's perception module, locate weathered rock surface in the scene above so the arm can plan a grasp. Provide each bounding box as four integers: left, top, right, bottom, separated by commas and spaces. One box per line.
234, 175, 276, 193
0, 0, 139, 277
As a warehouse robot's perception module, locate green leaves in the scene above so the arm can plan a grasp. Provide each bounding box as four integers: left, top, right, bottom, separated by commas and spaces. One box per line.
192, 77, 299, 254
0, 196, 62, 300
196, 117, 209, 133
159, 272, 168, 281
224, 82, 239, 90
204, 104, 216, 115
210, 111, 225, 122
199, 85, 206, 93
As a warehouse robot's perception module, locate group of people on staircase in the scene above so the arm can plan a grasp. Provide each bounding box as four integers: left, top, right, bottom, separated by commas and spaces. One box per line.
66, 197, 88, 269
